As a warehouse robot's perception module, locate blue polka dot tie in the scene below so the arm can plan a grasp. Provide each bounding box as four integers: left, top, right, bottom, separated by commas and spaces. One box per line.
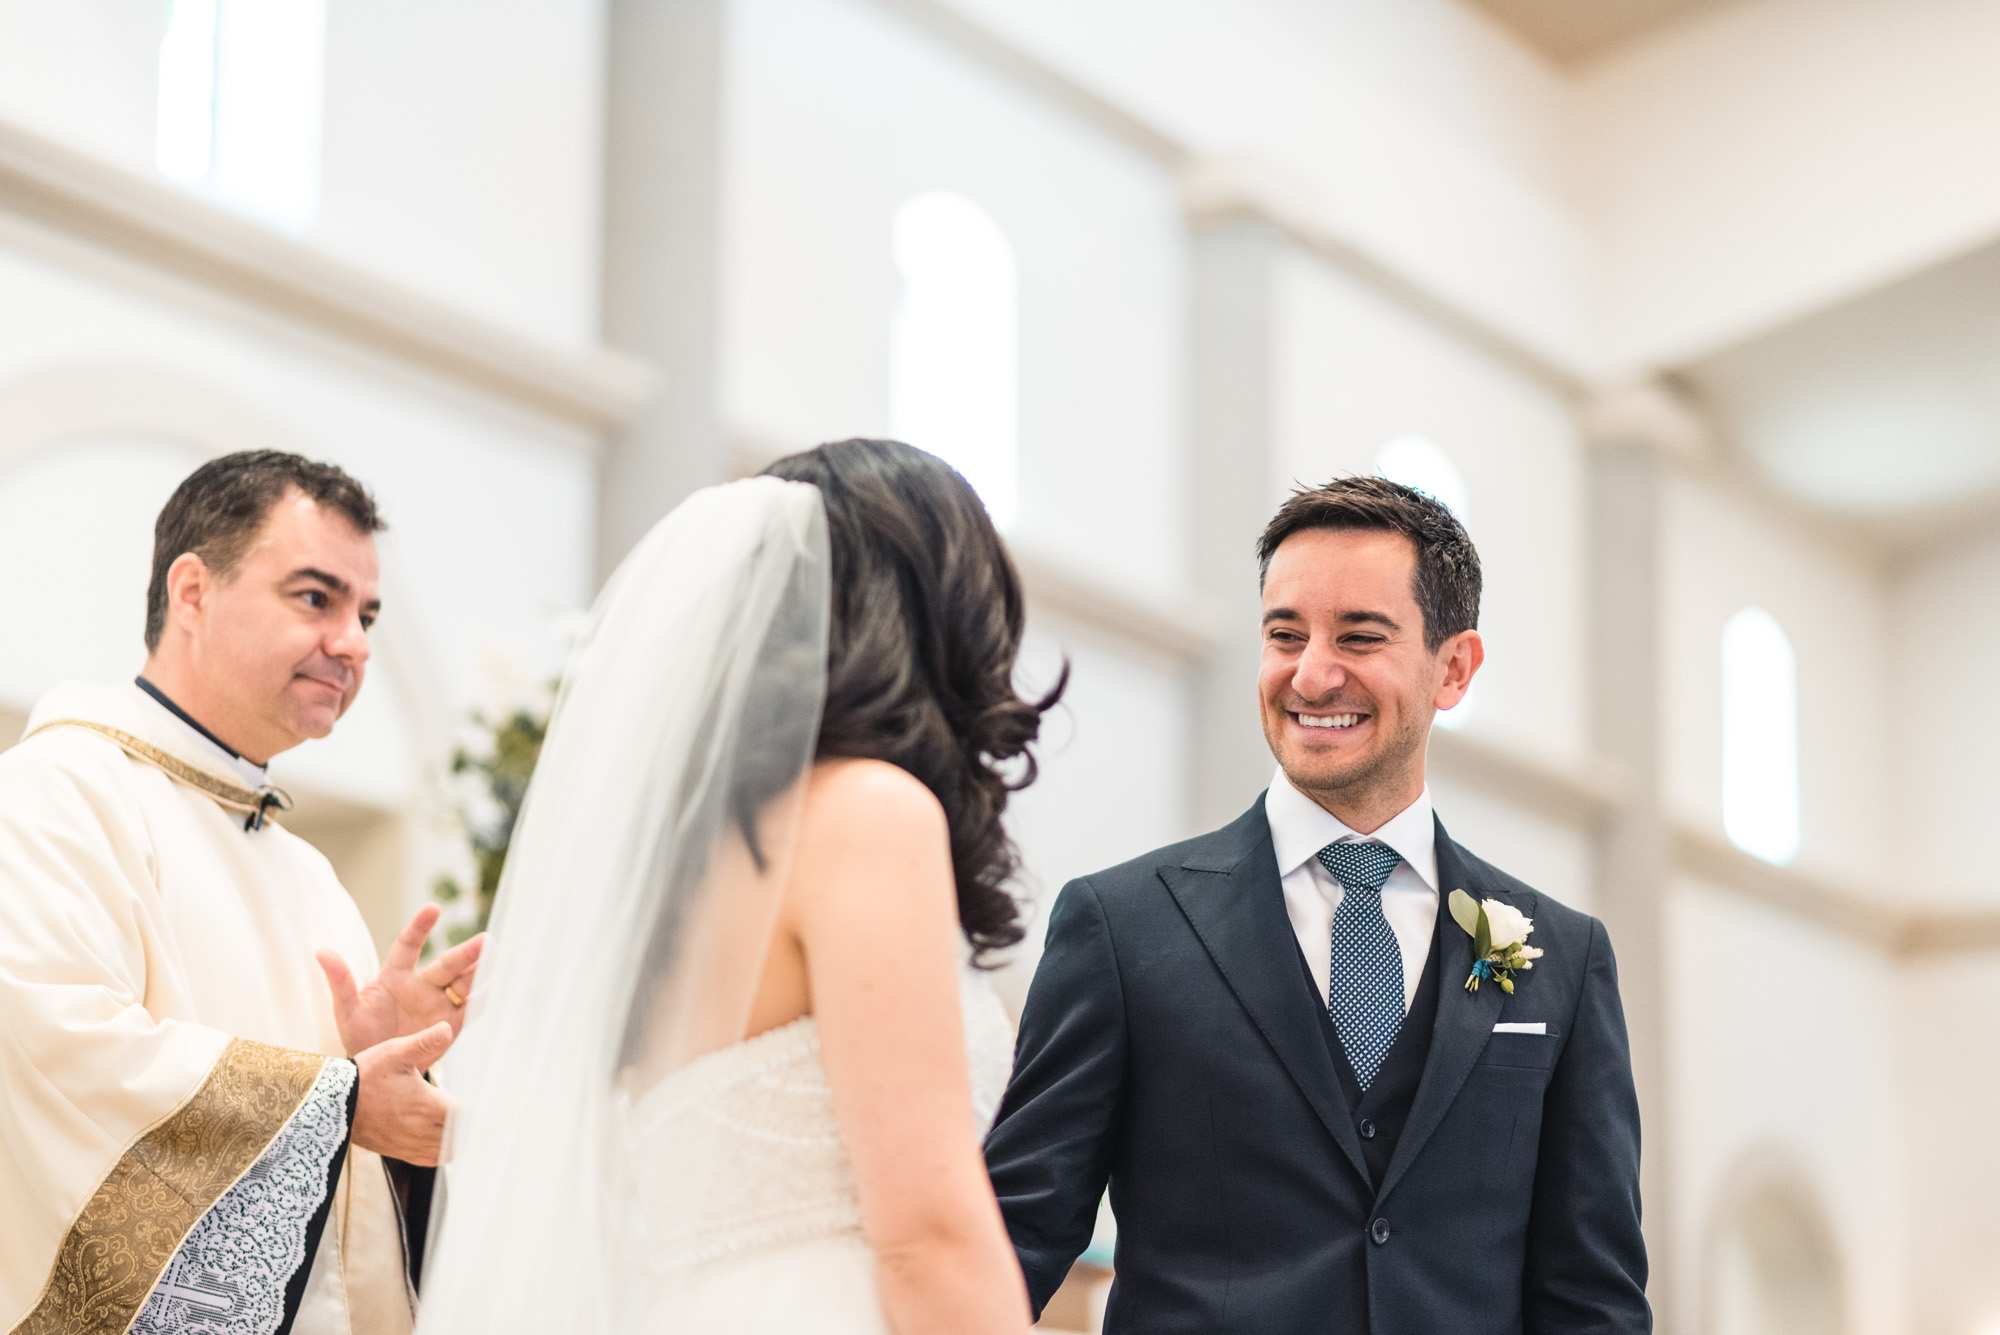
1318, 841, 1405, 1092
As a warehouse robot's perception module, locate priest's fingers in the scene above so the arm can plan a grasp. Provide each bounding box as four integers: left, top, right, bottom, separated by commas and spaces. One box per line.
316, 949, 361, 1024
442, 965, 479, 1027
419, 932, 484, 990
384, 903, 443, 973
353, 1023, 454, 1165
386, 1019, 456, 1071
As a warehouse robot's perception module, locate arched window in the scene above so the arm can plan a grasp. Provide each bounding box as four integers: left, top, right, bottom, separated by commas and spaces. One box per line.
1376, 435, 1473, 728
889, 192, 1018, 528
157, 0, 327, 230
1722, 607, 1800, 865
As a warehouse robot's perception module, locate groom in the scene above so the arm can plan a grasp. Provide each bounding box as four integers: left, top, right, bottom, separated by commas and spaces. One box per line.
986, 477, 1648, 1333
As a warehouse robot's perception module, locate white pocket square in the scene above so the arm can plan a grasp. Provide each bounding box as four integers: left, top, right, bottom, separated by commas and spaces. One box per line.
1492, 1022, 1546, 1035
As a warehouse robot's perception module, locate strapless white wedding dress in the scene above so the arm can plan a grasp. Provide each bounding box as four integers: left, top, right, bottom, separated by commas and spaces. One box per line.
624, 968, 1016, 1332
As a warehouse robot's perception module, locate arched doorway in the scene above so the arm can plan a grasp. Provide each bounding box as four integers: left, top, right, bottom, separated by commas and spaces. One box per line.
1705, 1157, 1844, 1335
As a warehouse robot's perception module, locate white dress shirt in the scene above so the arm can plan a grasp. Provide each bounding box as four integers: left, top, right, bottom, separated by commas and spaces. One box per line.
1264, 766, 1439, 1011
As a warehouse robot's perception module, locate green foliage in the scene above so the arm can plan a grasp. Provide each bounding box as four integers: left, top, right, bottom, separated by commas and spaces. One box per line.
432, 689, 553, 948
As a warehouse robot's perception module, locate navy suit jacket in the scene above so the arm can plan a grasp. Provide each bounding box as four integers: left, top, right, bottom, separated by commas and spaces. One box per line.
985, 797, 1649, 1334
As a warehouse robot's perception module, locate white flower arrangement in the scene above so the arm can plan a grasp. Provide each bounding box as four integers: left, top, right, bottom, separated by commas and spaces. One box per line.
1448, 890, 1544, 994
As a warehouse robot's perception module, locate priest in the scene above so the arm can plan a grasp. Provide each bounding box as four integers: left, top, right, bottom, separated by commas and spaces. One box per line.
0, 452, 482, 1335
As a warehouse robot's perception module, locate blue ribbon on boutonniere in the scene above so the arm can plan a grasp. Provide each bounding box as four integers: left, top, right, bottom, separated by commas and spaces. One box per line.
1449, 890, 1544, 994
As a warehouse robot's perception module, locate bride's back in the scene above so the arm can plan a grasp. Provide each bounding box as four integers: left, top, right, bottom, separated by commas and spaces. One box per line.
711, 438, 1059, 1334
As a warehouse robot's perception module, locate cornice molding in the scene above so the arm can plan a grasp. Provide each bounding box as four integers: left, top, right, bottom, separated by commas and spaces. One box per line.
1011, 544, 1227, 664
1671, 824, 2000, 958
0, 117, 654, 430
1427, 727, 1629, 828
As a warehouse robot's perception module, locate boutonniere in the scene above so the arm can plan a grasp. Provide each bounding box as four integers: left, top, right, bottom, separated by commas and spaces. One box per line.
1448, 890, 1543, 994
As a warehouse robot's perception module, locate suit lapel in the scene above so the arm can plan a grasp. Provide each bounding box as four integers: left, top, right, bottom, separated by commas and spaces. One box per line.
1159, 800, 1372, 1187
1375, 818, 1505, 1204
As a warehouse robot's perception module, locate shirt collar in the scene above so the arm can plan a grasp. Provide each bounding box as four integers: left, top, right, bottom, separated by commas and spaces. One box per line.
1264, 765, 1438, 891
132, 677, 270, 790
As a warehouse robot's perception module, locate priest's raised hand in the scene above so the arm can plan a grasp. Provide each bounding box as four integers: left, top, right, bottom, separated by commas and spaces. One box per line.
321, 901, 484, 1045
318, 901, 486, 1165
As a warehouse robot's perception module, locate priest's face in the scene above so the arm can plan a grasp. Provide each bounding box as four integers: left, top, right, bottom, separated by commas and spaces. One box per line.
192, 491, 380, 760
1257, 527, 1479, 831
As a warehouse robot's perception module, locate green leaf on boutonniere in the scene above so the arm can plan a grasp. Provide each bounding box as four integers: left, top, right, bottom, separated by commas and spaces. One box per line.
1448, 889, 1481, 938
1473, 906, 1492, 961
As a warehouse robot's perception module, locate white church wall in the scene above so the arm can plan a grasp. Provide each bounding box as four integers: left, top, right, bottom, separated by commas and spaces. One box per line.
1894, 951, 2000, 1335
1667, 878, 1909, 1335
928, 0, 1596, 374
1660, 475, 1892, 885
718, 0, 1188, 596
1578, 0, 2000, 372
316, 0, 607, 346
0, 0, 165, 177
1270, 246, 1590, 771
1888, 526, 2000, 897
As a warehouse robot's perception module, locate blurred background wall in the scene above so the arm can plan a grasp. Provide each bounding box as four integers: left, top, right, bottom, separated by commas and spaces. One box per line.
3, 1, 1999, 1331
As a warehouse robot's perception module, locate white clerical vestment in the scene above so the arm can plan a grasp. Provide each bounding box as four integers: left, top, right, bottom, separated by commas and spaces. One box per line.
0, 682, 414, 1335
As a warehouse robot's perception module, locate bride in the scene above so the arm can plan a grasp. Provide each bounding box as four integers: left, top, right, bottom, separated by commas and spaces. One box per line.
416, 439, 1062, 1333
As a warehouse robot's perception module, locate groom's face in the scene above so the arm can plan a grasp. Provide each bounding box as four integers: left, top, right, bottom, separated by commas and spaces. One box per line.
1258, 527, 1462, 814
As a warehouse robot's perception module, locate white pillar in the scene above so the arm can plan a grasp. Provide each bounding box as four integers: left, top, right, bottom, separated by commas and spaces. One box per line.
597, 0, 731, 584
1585, 408, 1677, 1333
1184, 214, 1286, 832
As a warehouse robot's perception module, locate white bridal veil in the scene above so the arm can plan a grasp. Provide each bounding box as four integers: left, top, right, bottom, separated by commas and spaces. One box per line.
416, 478, 830, 1334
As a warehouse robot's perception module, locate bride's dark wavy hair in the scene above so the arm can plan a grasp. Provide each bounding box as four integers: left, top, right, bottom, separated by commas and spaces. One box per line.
762, 438, 1066, 963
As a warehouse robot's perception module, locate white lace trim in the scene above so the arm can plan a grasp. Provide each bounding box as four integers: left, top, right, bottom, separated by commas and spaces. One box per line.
133, 1058, 357, 1335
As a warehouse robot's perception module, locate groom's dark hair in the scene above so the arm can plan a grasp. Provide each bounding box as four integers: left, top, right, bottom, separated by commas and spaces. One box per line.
1257, 475, 1481, 652
146, 451, 385, 652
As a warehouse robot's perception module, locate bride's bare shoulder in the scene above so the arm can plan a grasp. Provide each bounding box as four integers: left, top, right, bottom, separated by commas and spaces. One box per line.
799, 758, 946, 844
788, 760, 953, 929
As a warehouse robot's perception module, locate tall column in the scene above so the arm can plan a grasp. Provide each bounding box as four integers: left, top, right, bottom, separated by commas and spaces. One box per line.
1186, 214, 1285, 832
597, 0, 731, 583
1586, 427, 1674, 1331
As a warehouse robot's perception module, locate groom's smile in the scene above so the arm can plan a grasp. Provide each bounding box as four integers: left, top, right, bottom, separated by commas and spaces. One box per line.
1293, 710, 1366, 730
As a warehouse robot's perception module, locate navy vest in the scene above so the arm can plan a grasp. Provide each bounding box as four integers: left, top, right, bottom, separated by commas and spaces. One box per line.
1298, 890, 1447, 1189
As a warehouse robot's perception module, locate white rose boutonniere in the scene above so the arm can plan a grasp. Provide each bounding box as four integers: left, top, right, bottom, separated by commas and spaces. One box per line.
1448, 890, 1544, 994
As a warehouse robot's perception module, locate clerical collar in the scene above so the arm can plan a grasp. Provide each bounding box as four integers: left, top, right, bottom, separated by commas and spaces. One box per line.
133, 677, 270, 789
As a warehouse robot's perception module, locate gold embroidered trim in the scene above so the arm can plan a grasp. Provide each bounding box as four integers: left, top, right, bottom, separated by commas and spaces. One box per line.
22, 719, 292, 819
8, 1039, 328, 1335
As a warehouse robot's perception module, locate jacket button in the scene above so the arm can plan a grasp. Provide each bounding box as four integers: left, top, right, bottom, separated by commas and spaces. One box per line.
1358, 1118, 1377, 1140
1371, 1218, 1390, 1245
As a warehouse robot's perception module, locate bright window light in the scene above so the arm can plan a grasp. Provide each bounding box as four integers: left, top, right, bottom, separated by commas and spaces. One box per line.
156, 0, 326, 231
1376, 434, 1470, 525
890, 192, 1018, 528
1722, 607, 1801, 865
156, 0, 219, 183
